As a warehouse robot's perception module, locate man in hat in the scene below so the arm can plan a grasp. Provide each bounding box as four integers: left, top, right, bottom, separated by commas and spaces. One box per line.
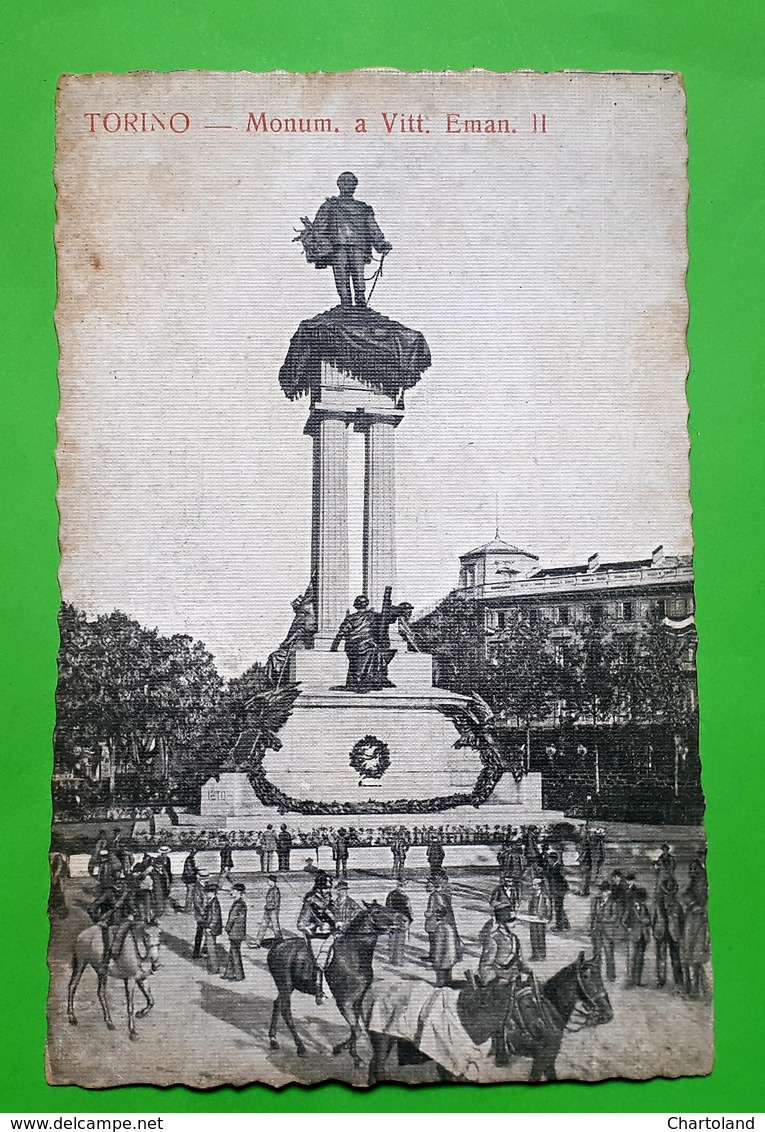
424, 876, 462, 987
182, 847, 200, 912
426, 834, 445, 876
478, 904, 530, 987
477, 904, 535, 1066
219, 834, 234, 887
202, 880, 223, 974
624, 885, 652, 987
653, 874, 685, 988
88, 830, 109, 877
545, 850, 570, 932
527, 874, 552, 961
261, 825, 277, 874
297, 872, 337, 1004
390, 827, 409, 883
654, 842, 676, 896
489, 876, 518, 919
385, 885, 413, 966
253, 875, 283, 946
333, 880, 362, 933
276, 823, 293, 872
308, 172, 393, 308
332, 828, 350, 880
589, 879, 616, 981
222, 883, 247, 981
191, 869, 208, 958
158, 844, 174, 907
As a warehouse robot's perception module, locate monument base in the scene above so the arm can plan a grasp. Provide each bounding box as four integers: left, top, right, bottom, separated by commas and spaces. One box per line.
200, 651, 552, 820
201, 772, 263, 818
198, 776, 552, 825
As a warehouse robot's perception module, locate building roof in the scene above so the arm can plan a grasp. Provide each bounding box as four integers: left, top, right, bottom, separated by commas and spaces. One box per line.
461, 537, 539, 561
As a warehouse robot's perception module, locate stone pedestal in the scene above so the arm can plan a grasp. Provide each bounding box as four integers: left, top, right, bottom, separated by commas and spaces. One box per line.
490, 771, 544, 810
200, 772, 262, 818
265, 648, 481, 806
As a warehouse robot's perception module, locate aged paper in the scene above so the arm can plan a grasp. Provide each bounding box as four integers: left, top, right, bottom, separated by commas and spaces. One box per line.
49, 70, 710, 1088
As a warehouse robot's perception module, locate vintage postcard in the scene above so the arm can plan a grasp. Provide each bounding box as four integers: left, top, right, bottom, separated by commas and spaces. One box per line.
48, 69, 710, 1088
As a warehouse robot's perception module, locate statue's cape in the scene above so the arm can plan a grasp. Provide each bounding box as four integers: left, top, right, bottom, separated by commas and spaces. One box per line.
278, 306, 431, 401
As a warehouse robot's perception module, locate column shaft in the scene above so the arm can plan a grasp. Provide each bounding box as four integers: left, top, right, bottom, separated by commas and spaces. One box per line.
311, 415, 349, 647
363, 420, 396, 609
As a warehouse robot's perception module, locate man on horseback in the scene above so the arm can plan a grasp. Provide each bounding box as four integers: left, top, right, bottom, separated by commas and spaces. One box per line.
297, 872, 337, 1004
89, 879, 138, 976
475, 905, 535, 1066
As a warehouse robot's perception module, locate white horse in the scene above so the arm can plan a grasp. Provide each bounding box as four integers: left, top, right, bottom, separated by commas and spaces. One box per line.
67, 922, 161, 1040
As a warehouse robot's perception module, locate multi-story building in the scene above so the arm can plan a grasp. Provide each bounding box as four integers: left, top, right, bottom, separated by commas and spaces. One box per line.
419, 537, 701, 823
458, 536, 695, 641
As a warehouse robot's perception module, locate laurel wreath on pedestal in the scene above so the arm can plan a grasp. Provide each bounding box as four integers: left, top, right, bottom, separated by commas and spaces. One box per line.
348, 735, 391, 782
239, 682, 506, 814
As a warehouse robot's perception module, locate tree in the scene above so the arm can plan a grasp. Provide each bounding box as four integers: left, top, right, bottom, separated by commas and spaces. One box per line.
490, 610, 558, 768
55, 604, 222, 801
571, 622, 619, 727
413, 594, 497, 702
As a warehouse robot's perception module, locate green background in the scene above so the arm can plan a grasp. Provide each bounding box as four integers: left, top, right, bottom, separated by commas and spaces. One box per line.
1, 0, 763, 1114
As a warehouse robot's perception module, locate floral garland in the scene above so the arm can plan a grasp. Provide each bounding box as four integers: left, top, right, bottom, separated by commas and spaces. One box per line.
247, 759, 503, 816
239, 681, 506, 815
349, 735, 391, 781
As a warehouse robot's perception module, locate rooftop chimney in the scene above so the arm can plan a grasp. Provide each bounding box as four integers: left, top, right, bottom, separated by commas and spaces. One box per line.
652, 544, 665, 566
587, 552, 600, 573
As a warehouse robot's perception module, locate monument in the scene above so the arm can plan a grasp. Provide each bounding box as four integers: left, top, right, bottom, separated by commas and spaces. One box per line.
202, 173, 545, 820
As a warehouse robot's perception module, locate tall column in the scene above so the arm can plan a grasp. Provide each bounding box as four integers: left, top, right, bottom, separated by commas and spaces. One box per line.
363, 419, 396, 609
311, 415, 349, 648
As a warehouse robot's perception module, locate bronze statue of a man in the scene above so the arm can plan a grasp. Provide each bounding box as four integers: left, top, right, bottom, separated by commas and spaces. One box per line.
299, 173, 393, 309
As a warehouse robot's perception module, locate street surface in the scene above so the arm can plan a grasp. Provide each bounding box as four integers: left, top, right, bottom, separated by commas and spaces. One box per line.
47, 853, 713, 1088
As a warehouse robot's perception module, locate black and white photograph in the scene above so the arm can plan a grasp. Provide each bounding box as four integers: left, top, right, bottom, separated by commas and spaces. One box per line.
47, 68, 710, 1088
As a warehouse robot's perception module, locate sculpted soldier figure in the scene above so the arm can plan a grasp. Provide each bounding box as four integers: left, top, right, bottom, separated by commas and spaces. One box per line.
264, 584, 316, 687
298, 172, 393, 308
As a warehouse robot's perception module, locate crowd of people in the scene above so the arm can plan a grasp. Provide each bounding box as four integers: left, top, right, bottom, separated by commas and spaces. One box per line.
64, 822, 710, 1011
588, 844, 711, 999
128, 819, 584, 853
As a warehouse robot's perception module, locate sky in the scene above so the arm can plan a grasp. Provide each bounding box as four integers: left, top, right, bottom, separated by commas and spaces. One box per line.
55, 70, 691, 677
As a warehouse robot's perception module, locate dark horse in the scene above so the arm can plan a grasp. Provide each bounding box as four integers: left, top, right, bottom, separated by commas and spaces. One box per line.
267, 902, 403, 1068
366, 952, 612, 1083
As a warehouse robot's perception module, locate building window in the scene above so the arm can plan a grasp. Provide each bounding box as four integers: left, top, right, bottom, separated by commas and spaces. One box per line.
464, 566, 476, 589
553, 643, 565, 667
497, 611, 506, 629
654, 599, 666, 618
589, 604, 604, 625
558, 606, 570, 626
528, 609, 540, 625
622, 601, 634, 621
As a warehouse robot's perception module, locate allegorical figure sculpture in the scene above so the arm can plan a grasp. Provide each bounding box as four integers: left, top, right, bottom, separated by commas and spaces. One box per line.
265, 584, 317, 687
331, 590, 416, 693
295, 172, 393, 309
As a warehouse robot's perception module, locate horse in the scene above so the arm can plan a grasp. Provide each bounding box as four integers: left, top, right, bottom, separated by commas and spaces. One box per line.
365, 951, 613, 1084
67, 921, 161, 1041
266, 902, 403, 1068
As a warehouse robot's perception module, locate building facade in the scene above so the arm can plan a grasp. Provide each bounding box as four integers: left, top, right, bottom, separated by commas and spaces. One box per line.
458, 536, 695, 641
421, 537, 701, 823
